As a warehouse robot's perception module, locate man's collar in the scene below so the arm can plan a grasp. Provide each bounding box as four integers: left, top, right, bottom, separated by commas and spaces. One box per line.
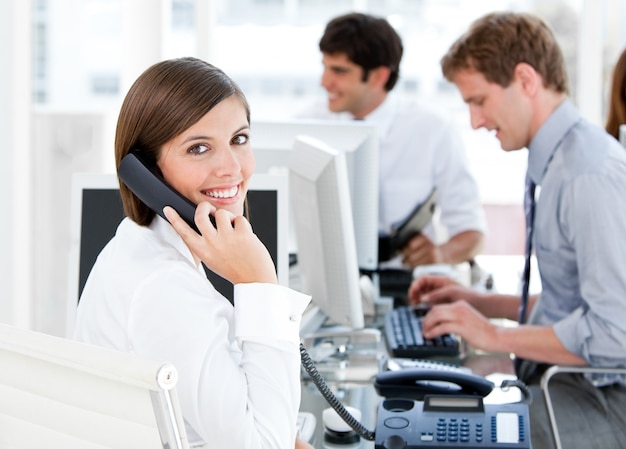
527, 99, 581, 185
359, 92, 397, 139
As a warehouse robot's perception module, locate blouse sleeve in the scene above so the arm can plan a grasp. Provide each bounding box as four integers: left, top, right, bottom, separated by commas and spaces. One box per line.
128, 264, 311, 449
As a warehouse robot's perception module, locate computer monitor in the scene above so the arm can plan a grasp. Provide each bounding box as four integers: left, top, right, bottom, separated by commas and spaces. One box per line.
289, 135, 364, 334
66, 172, 289, 337
252, 119, 379, 271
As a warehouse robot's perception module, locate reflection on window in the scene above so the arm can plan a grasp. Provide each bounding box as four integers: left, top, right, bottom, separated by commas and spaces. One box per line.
90, 74, 119, 96
173, 0, 194, 29
211, 0, 582, 123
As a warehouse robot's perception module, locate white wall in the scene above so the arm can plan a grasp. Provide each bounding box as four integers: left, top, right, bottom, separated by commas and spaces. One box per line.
1, 1, 32, 328
30, 111, 113, 335
28, 1, 168, 337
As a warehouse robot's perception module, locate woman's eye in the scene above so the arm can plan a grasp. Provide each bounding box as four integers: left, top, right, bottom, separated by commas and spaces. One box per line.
232, 134, 249, 145
189, 144, 209, 154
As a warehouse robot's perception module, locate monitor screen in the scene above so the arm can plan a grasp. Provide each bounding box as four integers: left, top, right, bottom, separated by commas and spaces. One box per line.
66, 172, 289, 337
252, 119, 379, 271
289, 135, 364, 333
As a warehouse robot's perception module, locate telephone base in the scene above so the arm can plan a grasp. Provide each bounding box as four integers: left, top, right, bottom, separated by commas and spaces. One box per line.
375, 396, 531, 448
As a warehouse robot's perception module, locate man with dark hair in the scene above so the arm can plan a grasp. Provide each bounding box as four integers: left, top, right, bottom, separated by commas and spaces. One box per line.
300, 12, 486, 270
410, 12, 626, 448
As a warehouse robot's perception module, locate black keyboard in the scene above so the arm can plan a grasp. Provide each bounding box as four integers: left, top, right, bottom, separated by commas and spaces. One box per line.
384, 306, 459, 358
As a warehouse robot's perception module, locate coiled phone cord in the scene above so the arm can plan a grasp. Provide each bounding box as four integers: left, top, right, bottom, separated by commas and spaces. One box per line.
500, 378, 533, 405
299, 342, 376, 441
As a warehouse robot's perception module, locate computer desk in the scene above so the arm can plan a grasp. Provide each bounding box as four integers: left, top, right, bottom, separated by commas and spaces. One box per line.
299, 256, 528, 448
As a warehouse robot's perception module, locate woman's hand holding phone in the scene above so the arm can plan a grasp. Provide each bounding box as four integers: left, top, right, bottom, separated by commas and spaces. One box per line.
164, 202, 278, 285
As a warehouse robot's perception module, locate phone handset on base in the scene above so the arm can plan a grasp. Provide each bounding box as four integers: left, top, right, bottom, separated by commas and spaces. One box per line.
374, 367, 495, 400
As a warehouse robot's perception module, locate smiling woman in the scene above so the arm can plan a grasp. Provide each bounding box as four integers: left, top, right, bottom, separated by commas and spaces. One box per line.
72, 57, 312, 449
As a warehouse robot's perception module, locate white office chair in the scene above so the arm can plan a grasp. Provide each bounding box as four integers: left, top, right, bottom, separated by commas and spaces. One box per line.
0, 323, 189, 449
540, 365, 626, 449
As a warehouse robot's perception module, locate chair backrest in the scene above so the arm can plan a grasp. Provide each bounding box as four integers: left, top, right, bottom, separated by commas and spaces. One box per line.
0, 323, 189, 449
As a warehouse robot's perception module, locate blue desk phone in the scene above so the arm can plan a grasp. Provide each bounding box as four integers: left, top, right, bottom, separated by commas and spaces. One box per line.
375, 395, 531, 449
374, 369, 531, 448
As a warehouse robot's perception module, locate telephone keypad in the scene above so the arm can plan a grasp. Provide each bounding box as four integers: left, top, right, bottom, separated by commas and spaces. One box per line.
434, 417, 483, 443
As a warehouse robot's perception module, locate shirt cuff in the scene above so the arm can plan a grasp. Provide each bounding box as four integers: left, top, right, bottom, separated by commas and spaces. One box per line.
233, 283, 311, 345
553, 307, 591, 361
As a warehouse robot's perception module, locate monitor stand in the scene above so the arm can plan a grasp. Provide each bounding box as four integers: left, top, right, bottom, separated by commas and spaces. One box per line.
301, 325, 382, 382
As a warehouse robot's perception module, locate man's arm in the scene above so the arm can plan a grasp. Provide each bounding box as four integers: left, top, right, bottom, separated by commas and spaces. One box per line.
401, 229, 483, 267
421, 300, 586, 366
409, 274, 540, 321
439, 230, 484, 264
497, 324, 586, 365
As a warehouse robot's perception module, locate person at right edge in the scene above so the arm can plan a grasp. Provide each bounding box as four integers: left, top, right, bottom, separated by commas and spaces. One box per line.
605, 46, 626, 141
408, 12, 626, 448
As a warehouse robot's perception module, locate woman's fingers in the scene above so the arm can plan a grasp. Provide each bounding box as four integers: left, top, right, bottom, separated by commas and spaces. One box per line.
164, 206, 199, 239
194, 202, 218, 235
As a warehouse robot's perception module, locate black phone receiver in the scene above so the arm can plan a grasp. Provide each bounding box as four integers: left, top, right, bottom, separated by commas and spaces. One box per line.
118, 152, 205, 233
374, 368, 494, 401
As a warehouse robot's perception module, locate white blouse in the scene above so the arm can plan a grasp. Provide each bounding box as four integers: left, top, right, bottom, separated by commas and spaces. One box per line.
74, 216, 311, 448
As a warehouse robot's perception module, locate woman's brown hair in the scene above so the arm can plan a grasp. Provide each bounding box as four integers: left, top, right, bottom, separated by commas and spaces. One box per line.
606, 48, 626, 139
115, 57, 250, 225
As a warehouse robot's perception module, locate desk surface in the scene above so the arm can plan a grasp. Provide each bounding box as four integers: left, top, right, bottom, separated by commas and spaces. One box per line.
299, 256, 529, 448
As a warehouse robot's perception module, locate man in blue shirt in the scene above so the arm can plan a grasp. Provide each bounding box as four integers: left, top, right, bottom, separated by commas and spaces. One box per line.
408, 12, 626, 448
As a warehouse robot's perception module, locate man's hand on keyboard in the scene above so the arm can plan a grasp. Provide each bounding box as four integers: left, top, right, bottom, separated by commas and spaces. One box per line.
420, 300, 499, 351
408, 274, 471, 306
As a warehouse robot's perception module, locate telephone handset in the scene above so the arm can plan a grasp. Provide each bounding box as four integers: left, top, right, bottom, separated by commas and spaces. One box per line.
374, 367, 495, 401
118, 151, 214, 232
